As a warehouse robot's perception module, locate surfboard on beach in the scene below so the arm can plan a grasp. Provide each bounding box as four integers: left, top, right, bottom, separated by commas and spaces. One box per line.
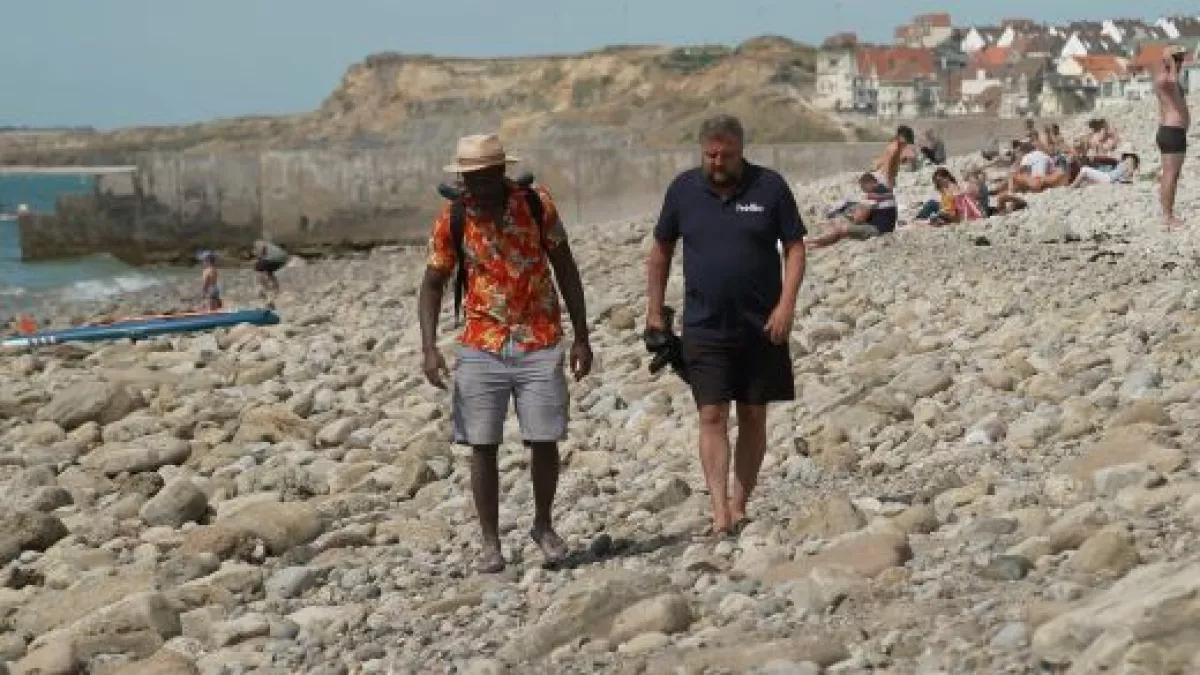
1, 307, 280, 349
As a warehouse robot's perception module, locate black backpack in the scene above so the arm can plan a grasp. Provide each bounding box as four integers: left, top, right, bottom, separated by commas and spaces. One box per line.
435, 172, 545, 327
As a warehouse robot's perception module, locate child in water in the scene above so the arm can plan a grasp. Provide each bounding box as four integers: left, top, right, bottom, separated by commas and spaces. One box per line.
198, 251, 222, 311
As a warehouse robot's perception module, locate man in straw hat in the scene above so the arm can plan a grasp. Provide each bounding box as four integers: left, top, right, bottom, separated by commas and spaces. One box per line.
418, 133, 592, 573
1155, 44, 1190, 229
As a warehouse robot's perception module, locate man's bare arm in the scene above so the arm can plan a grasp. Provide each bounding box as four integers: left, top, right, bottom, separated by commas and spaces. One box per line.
418, 267, 452, 353
547, 243, 590, 342
780, 239, 807, 309
646, 239, 676, 327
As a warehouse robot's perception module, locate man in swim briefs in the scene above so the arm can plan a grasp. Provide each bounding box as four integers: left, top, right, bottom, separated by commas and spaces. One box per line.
1155, 45, 1190, 229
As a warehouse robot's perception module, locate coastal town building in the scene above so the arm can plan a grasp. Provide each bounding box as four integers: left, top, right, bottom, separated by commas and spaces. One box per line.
961, 27, 1010, 53
894, 13, 954, 49
814, 12, 1200, 119
998, 58, 1049, 118
814, 35, 939, 115
814, 33, 870, 112
1100, 19, 1170, 45
1059, 31, 1123, 60
1156, 16, 1200, 40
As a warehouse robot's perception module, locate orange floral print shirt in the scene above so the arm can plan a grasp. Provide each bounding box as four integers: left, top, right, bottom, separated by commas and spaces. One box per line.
427, 181, 568, 354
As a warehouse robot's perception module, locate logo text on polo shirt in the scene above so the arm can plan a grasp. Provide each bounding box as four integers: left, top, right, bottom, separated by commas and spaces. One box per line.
735, 202, 765, 213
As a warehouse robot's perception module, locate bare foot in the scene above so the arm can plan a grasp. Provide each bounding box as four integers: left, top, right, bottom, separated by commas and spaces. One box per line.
699, 523, 730, 540
476, 544, 505, 574
728, 498, 746, 526
704, 508, 739, 538
530, 527, 568, 568
1166, 217, 1185, 230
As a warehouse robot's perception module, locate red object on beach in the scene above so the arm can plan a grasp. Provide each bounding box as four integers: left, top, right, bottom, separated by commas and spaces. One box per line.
16, 315, 36, 335
955, 193, 984, 221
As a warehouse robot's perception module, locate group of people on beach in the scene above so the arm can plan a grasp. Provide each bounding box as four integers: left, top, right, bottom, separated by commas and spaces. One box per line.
412, 46, 1190, 574
808, 46, 1190, 249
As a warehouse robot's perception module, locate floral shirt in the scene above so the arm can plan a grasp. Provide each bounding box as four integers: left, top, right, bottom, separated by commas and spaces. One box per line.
427, 181, 568, 354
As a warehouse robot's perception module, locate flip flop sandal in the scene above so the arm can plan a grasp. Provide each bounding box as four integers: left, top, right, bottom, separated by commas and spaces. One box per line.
530, 529, 568, 567
476, 549, 506, 574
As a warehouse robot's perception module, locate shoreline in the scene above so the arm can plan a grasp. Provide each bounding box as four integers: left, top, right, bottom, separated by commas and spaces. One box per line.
0, 245, 441, 339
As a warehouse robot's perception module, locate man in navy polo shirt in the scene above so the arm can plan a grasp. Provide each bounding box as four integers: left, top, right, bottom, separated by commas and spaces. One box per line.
645, 114, 808, 537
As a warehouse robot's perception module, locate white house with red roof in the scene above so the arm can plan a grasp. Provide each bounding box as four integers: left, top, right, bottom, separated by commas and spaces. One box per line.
856, 46, 940, 117
894, 13, 954, 49
814, 37, 941, 116
813, 33, 874, 112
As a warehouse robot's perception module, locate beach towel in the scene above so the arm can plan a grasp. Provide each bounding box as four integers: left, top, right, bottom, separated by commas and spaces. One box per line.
954, 193, 984, 221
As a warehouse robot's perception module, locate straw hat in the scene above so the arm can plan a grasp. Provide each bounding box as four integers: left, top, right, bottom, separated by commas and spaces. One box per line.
443, 133, 520, 173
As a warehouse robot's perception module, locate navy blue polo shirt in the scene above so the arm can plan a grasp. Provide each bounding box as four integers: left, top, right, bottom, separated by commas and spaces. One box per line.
654, 162, 806, 340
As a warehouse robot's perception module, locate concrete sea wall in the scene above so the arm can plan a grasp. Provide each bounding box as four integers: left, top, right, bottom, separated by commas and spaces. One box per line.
18, 142, 887, 264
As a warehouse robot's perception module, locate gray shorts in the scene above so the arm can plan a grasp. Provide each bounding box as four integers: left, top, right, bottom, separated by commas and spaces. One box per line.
451, 341, 569, 446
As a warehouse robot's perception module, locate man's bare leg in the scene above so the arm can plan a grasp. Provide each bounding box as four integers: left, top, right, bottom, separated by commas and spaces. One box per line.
470, 445, 505, 573
697, 403, 733, 533
1046, 171, 1071, 190
527, 441, 567, 566
1161, 152, 1186, 228
729, 403, 768, 524
805, 222, 850, 250
996, 195, 1026, 213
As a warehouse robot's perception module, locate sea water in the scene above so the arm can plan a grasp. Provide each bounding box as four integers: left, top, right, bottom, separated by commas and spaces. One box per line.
0, 174, 177, 310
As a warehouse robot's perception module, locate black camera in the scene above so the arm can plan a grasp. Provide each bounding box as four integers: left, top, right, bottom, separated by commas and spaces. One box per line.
642, 306, 689, 383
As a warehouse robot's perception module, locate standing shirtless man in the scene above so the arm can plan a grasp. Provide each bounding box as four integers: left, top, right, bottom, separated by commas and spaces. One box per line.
1156, 46, 1190, 229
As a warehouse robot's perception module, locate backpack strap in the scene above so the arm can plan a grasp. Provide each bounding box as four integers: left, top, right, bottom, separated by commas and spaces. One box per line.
524, 186, 545, 242
449, 198, 468, 328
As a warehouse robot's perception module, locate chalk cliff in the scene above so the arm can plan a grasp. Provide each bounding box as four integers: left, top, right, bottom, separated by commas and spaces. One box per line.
1, 36, 880, 164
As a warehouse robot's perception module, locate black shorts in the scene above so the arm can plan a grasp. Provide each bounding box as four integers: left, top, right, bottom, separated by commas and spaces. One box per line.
681, 333, 794, 406
255, 259, 284, 274
1156, 125, 1188, 154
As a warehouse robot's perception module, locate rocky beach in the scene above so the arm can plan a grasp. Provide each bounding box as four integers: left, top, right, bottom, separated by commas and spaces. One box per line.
2, 91, 1200, 675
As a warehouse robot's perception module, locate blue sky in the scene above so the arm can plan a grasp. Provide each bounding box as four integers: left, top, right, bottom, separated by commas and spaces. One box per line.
2, 0, 1195, 128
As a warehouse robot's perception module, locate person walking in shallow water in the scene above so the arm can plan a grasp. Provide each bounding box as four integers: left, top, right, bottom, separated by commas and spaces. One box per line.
1155, 46, 1191, 229
418, 133, 592, 573
645, 114, 806, 537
